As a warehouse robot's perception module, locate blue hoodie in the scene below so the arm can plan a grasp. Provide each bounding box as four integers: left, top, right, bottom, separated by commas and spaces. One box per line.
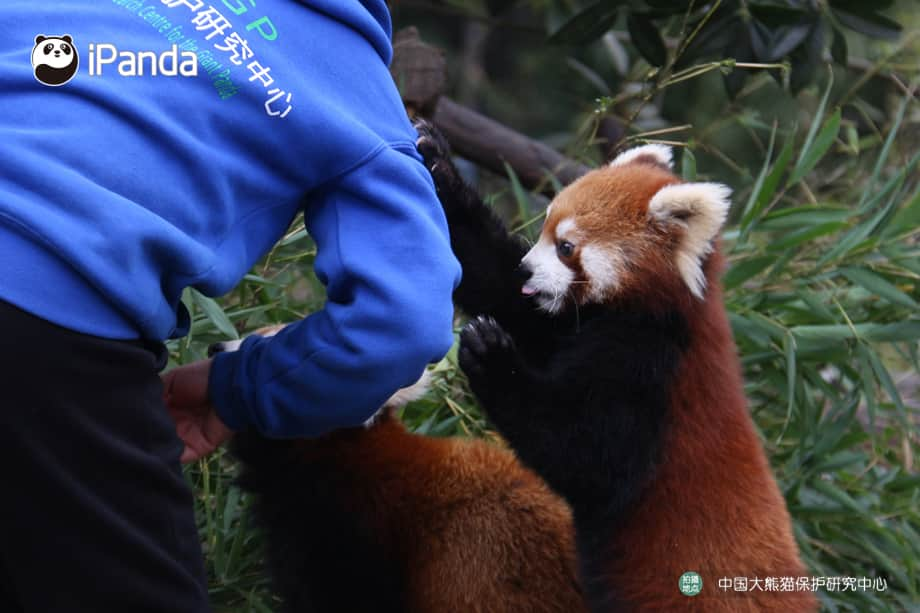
0, 1, 461, 437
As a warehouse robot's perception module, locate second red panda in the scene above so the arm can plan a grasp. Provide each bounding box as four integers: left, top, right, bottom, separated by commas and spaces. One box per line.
214, 325, 584, 613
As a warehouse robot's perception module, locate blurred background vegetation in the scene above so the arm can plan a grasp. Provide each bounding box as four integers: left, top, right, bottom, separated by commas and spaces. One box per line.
168, 1, 920, 611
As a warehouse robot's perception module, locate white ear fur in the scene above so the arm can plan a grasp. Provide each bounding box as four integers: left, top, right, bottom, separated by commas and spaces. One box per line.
609, 144, 673, 169
648, 182, 732, 299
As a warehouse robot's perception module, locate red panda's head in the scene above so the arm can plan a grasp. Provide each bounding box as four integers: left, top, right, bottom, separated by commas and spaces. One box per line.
520, 145, 731, 313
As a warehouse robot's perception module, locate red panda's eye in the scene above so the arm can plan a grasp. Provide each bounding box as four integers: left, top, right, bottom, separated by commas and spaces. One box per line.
557, 241, 575, 258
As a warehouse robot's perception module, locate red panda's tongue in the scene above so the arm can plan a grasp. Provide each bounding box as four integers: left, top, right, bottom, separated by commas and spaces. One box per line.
521, 285, 537, 296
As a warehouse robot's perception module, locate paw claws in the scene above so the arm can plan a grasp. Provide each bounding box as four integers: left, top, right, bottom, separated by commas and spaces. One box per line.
413, 118, 451, 165
460, 316, 514, 359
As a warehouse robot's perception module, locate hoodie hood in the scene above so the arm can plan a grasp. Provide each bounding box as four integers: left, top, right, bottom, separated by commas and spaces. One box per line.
295, 0, 393, 64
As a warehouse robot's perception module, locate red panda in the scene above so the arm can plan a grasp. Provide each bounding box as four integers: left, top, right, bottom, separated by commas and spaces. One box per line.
213, 325, 585, 613
416, 122, 817, 612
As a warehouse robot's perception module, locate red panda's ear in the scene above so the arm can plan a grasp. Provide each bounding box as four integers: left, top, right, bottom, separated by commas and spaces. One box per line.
609, 144, 673, 170
648, 182, 732, 298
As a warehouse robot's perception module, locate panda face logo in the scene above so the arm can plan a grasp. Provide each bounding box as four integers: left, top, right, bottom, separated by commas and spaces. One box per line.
32, 35, 79, 87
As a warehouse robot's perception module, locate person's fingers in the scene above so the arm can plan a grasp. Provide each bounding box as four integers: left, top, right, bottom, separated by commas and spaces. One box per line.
161, 367, 177, 403
162, 359, 212, 409
161, 359, 231, 464
178, 421, 209, 464
177, 411, 234, 464
180, 445, 200, 464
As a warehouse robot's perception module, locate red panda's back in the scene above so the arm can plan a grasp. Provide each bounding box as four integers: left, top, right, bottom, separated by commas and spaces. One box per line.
402, 437, 584, 612
287, 415, 585, 613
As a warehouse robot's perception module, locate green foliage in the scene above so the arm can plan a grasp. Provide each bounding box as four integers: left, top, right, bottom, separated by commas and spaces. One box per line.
547, 0, 902, 94
187, 451, 278, 612
722, 88, 920, 612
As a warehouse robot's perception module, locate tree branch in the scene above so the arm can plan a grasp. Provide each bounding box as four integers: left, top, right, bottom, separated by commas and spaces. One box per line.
391, 27, 589, 192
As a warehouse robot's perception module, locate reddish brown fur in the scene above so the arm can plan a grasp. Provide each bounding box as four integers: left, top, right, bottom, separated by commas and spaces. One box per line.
545, 161, 816, 610
608, 251, 816, 611
291, 412, 586, 613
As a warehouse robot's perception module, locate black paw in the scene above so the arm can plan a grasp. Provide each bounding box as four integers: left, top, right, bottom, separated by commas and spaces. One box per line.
459, 316, 519, 399
413, 118, 461, 192
413, 118, 450, 166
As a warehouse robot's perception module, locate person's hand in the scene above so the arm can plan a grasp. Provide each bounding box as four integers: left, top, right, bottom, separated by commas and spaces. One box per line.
161, 359, 234, 463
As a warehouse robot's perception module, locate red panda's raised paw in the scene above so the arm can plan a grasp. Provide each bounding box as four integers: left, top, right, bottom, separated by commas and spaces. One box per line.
413, 119, 451, 172
459, 316, 521, 401
413, 118, 466, 197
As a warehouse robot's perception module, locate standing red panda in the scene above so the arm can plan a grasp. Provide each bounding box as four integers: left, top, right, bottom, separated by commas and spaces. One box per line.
416, 122, 817, 612
212, 325, 585, 613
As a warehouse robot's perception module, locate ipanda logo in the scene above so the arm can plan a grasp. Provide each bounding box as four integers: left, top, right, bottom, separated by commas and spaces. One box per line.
32, 34, 198, 87
31, 35, 79, 86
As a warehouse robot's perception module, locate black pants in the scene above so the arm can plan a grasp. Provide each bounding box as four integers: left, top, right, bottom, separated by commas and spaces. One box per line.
0, 300, 210, 612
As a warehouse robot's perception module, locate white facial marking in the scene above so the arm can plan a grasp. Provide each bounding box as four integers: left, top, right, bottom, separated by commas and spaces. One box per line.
648, 182, 731, 299
609, 144, 674, 169
521, 235, 575, 313
580, 244, 625, 301
555, 217, 577, 239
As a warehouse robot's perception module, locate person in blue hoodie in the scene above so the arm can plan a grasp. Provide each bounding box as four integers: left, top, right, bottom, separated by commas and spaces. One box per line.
0, 2, 460, 611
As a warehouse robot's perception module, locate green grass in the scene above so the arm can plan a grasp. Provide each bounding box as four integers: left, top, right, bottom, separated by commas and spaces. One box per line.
168, 87, 919, 613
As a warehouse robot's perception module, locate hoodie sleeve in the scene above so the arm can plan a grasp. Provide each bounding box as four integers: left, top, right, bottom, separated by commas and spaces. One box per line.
207, 144, 461, 437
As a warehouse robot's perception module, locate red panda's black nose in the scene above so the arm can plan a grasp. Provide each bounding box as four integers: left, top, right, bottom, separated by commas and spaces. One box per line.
515, 263, 533, 285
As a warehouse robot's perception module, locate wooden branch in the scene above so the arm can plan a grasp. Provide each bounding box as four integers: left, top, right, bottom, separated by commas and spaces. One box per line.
391, 27, 589, 192
431, 97, 589, 190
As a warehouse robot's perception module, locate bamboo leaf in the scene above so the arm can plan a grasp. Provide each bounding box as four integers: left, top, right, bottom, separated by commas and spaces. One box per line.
864, 345, 907, 418
549, 2, 621, 45
831, 27, 848, 65
884, 184, 920, 238
723, 256, 775, 289
740, 133, 795, 236
833, 8, 902, 41
681, 147, 697, 181
783, 332, 797, 431
794, 69, 834, 171
191, 288, 239, 339
759, 205, 851, 230
768, 221, 848, 251
788, 108, 841, 185
840, 267, 919, 310
859, 89, 913, 211
791, 321, 920, 343
628, 13, 668, 67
